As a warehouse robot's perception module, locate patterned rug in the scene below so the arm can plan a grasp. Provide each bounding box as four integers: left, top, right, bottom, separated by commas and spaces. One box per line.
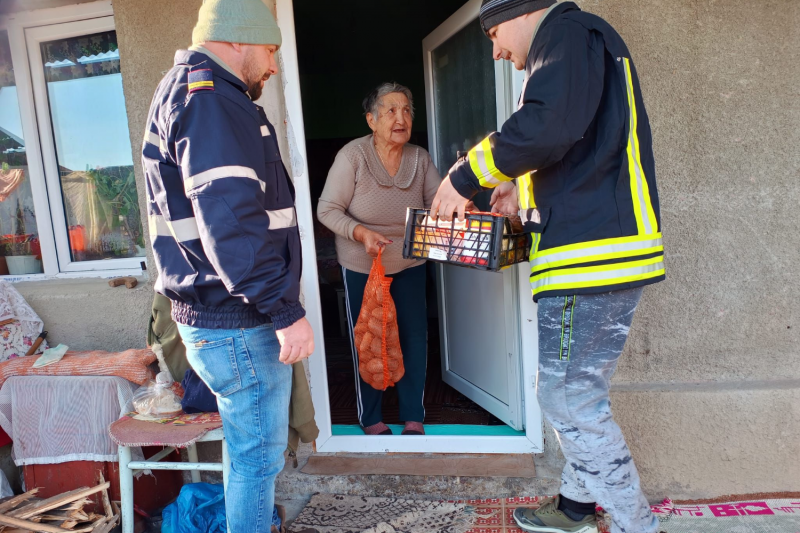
288, 494, 476, 533
289, 495, 800, 533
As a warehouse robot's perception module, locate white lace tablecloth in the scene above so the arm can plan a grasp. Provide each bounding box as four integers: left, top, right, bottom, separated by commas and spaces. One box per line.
0, 375, 139, 465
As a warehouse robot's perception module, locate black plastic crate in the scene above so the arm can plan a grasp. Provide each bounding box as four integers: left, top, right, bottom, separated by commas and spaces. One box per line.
402, 208, 531, 272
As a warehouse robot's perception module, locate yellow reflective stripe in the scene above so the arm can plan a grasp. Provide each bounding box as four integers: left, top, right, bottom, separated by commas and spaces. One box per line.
517, 172, 535, 209
623, 58, 657, 235
534, 232, 662, 259
528, 233, 541, 263
467, 136, 513, 188
188, 81, 214, 90
531, 255, 665, 295
532, 266, 665, 295
532, 254, 663, 282
531, 236, 663, 273
532, 245, 663, 274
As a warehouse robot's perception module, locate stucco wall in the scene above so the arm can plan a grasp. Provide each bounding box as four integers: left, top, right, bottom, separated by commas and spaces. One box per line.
576, 0, 800, 497
107, 0, 799, 501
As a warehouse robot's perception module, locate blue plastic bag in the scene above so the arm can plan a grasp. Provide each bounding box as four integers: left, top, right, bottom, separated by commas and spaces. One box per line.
162, 483, 226, 533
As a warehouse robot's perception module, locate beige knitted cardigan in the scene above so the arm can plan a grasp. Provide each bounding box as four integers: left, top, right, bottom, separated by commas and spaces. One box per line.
317, 135, 442, 275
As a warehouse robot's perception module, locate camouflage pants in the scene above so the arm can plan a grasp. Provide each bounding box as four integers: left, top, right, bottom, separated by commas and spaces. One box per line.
537, 288, 658, 533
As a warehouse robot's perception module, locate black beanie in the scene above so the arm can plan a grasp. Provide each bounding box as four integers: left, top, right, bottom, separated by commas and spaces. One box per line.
479, 0, 557, 33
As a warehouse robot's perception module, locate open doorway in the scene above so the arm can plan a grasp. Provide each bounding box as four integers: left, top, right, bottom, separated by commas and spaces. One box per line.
292, 0, 517, 436
284, 0, 543, 452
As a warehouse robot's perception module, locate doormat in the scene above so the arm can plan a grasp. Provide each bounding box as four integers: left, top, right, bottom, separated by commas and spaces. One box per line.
288, 494, 476, 533
459, 496, 800, 533
651, 498, 800, 533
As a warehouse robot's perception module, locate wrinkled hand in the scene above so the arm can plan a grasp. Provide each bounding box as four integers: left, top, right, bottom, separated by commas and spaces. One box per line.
276, 317, 315, 365
490, 181, 519, 215
354, 225, 392, 258
430, 176, 471, 222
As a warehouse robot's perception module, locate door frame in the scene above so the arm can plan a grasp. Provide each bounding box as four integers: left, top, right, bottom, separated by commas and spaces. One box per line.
276, 0, 543, 454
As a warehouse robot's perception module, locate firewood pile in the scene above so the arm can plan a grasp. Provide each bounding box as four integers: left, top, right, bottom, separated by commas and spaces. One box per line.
0, 475, 120, 533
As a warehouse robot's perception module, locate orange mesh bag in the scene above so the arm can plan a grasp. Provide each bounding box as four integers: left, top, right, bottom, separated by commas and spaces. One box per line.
353, 247, 404, 390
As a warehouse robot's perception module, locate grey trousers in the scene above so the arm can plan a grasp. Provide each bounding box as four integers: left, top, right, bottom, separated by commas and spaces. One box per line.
537, 288, 658, 533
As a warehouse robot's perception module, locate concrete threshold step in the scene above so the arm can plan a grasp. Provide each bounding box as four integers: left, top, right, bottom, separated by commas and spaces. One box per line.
276, 448, 562, 502
301, 453, 537, 478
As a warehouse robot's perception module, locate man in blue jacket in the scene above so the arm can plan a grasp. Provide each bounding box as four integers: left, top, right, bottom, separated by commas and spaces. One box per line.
433, 1, 663, 532
141, 0, 313, 531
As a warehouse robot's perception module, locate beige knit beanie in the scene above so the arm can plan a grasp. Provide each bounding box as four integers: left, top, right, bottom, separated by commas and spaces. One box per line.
192, 0, 282, 47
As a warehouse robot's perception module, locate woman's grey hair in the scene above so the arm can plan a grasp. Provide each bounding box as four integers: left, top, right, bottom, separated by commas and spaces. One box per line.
362, 82, 415, 120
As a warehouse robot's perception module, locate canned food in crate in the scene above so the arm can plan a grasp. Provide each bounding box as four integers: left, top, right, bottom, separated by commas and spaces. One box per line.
402, 208, 530, 272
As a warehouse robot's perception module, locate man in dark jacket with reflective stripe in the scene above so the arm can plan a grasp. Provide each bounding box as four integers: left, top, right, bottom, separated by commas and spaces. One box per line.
141, 0, 313, 531
432, 2, 662, 533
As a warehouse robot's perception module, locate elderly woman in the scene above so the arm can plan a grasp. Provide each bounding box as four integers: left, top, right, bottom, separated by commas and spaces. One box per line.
317, 82, 441, 436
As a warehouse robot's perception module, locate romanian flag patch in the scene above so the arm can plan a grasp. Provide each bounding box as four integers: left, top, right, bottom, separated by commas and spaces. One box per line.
188, 69, 214, 92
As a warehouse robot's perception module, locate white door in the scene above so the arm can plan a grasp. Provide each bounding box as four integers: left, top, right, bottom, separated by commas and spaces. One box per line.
423, 0, 527, 430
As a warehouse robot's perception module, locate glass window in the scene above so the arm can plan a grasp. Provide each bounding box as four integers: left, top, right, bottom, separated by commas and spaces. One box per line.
431, 20, 497, 210
0, 30, 44, 275
39, 30, 144, 262
431, 20, 497, 174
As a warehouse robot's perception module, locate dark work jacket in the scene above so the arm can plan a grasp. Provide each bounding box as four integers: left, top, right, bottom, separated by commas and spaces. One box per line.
449, 2, 665, 301
142, 50, 304, 330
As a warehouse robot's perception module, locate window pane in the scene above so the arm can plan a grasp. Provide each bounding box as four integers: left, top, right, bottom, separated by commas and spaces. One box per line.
40, 30, 144, 262
432, 20, 496, 173
0, 30, 44, 275
431, 20, 497, 210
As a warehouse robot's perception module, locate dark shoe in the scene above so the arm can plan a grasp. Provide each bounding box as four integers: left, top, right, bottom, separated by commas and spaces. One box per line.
401, 422, 425, 435
378, 427, 393, 435
271, 504, 287, 533
513, 497, 598, 533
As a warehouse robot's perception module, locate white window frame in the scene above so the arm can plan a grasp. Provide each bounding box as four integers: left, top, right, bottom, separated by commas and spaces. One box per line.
0, 1, 145, 279
276, 0, 543, 454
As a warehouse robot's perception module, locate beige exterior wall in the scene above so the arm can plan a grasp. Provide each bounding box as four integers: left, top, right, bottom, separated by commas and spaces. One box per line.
43, 0, 797, 500
577, 0, 800, 498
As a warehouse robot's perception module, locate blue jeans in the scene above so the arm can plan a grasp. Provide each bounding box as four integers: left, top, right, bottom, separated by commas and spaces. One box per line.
177, 323, 291, 533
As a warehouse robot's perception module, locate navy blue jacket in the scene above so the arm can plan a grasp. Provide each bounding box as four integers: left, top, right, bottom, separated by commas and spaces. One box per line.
450, 2, 664, 301
142, 50, 304, 330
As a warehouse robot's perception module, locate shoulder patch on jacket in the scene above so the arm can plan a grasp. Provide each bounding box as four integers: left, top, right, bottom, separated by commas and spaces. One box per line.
188, 69, 214, 93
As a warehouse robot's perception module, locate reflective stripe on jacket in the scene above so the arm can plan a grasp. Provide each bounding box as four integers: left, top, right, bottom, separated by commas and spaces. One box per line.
142, 50, 304, 330
449, 2, 664, 301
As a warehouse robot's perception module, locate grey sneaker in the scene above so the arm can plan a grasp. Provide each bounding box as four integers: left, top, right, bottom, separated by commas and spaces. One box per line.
513, 497, 598, 533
